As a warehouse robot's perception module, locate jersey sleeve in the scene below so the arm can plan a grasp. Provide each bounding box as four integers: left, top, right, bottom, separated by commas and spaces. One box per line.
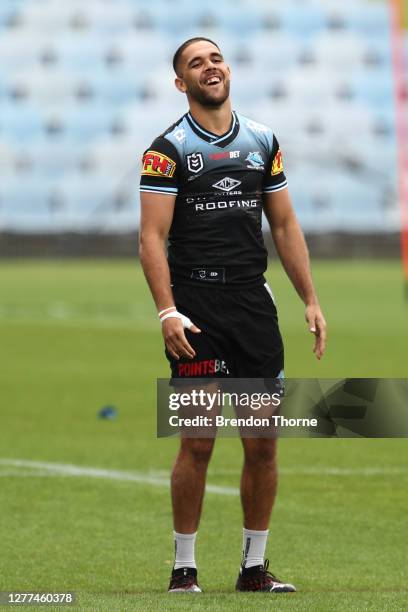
139, 136, 180, 196
263, 134, 288, 194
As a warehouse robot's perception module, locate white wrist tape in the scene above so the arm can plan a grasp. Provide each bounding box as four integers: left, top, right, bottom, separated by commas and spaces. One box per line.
160, 311, 194, 330
158, 306, 176, 318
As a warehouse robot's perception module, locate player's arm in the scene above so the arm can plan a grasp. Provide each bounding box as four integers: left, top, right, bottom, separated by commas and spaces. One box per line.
139, 136, 201, 361
263, 187, 327, 360
139, 191, 200, 360
139, 191, 176, 313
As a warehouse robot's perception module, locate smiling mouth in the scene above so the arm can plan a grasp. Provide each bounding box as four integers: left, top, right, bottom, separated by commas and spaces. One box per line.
203, 75, 222, 86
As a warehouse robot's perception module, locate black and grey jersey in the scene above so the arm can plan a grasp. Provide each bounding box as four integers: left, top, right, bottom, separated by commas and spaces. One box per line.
140, 110, 288, 287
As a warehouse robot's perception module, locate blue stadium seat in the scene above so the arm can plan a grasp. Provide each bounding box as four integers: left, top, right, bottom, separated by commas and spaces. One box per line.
82, 138, 141, 175
350, 70, 394, 109
281, 69, 340, 106
51, 172, 135, 230
0, 105, 44, 142
363, 37, 393, 69
371, 106, 396, 139
84, 2, 136, 34
60, 105, 121, 143
312, 32, 367, 70
0, 178, 55, 231
345, 4, 390, 36
243, 34, 302, 72
0, 32, 41, 71
9, 68, 79, 105
201, 6, 262, 36
54, 34, 107, 75
134, 5, 197, 34
80, 68, 145, 104
343, 135, 397, 181
279, 5, 326, 37
0, 139, 16, 175
118, 102, 186, 144
292, 169, 389, 232
230, 66, 275, 103
285, 169, 317, 215
32, 0, 132, 33
107, 36, 172, 74
314, 169, 387, 225
18, 0, 69, 30
22, 140, 82, 178
0, 0, 24, 28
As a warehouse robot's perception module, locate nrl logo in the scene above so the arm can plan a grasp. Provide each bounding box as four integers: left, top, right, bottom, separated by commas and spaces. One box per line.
246, 151, 264, 169
212, 177, 242, 192
187, 152, 204, 174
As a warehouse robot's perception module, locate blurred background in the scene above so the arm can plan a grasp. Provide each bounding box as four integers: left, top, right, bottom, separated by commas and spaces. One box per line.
1, 2, 408, 606
0, 0, 406, 256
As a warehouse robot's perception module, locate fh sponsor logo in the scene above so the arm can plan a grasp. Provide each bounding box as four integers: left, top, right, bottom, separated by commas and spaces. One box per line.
142, 151, 176, 177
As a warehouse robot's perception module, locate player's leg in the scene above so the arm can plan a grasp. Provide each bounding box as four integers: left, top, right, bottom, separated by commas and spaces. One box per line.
172, 434, 216, 535
240, 436, 278, 532
226, 284, 296, 592
166, 285, 229, 592
168, 382, 222, 593
168, 435, 215, 593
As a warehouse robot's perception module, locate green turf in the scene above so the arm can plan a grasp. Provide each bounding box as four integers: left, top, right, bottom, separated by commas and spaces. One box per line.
0, 259, 407, 610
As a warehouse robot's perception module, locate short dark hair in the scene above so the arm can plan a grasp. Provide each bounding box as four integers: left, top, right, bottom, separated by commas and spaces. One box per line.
172, 37, 221, 76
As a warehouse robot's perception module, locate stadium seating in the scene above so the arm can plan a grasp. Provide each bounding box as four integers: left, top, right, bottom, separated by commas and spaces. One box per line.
0, 178, 55, 232
0, 0, 400, 233
0, 105, 44, 141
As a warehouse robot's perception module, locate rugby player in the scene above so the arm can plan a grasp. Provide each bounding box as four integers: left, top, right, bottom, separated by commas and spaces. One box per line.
139, 37, 326, 593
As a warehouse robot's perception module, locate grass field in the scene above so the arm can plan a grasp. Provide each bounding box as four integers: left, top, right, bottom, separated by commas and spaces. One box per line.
0, 259, 407, 611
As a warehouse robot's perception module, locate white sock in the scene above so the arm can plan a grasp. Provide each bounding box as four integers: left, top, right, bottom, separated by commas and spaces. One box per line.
173, 531, 197, 570
242, 528, 269, 569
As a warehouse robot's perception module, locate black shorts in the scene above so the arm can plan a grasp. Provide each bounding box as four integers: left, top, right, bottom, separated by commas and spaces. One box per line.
166, 281, 284, 379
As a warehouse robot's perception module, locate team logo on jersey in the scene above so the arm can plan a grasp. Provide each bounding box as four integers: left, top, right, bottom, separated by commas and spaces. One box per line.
246, 151, 264, 169
212, 177, 242, 192
271, 149, 284, 175
186, 152, 204, 174
142, 150, 176, 178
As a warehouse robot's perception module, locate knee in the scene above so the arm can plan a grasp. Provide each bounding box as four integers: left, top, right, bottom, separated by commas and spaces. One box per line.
243, 439, 277, 467
181, 438, 214, 466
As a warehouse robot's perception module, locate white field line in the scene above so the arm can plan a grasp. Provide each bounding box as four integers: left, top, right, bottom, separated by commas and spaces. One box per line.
0, 459, 238, 495
0, 460, 407, 494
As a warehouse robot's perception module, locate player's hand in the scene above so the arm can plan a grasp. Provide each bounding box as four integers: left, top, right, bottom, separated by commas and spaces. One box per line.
162, 317, 201, 360
305, 304, 326, 360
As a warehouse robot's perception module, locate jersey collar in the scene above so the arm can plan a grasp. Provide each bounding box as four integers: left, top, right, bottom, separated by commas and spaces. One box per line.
186, 111, 240, 148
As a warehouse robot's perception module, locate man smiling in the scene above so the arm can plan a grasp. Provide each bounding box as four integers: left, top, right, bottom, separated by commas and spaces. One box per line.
139, 37, 326, 593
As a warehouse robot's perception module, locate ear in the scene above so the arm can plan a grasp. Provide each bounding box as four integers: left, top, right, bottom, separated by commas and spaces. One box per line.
175, 77, 187, 93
